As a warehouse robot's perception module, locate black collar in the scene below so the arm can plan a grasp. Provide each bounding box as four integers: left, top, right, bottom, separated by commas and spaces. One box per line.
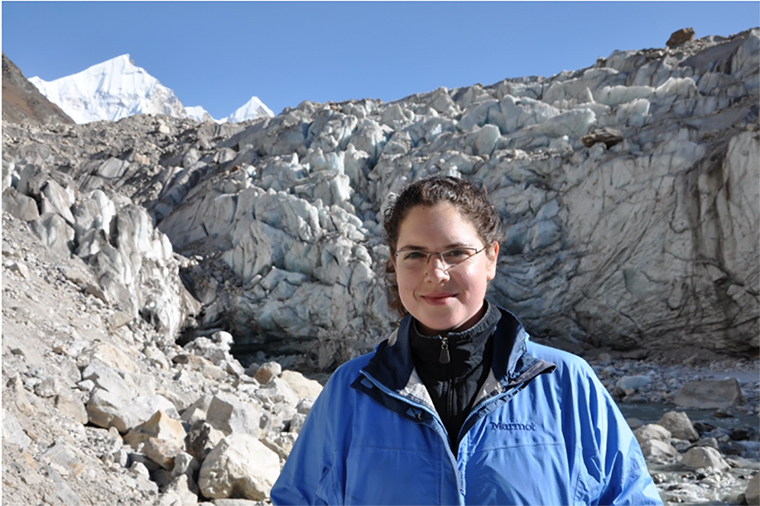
409, 301, 501, 381
362, 303, 528, 392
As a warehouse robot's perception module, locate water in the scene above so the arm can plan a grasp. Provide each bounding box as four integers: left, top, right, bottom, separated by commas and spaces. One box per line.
617, 402, 760, 433
617, 402, 760, 505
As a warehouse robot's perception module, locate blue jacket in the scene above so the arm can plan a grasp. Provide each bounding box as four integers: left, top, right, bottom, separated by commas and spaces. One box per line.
271, 308, 662, 505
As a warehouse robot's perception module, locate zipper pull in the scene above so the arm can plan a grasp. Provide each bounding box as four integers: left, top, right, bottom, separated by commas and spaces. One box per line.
439, 336, 450, 364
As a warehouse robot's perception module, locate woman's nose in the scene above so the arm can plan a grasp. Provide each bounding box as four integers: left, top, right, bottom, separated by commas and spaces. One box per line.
424, 254, 450, 279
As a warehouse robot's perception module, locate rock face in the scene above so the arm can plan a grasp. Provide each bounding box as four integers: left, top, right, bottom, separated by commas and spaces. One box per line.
3, 30, 758, 370
2, 53, 74, 125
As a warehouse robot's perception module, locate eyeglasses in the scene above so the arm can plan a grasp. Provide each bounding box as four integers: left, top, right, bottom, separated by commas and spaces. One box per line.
394, 246, 487, 270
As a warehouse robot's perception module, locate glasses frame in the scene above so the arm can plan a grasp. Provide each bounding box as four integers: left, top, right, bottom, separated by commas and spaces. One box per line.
394, 245, 487, 270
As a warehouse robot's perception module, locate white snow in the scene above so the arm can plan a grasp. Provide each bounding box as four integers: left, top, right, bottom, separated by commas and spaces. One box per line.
222, 96, 275, 123
185, 106, 215, 123
29, 54, 274, 124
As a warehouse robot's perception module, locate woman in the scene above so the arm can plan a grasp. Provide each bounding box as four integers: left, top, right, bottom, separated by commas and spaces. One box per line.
271, 176, 662, 505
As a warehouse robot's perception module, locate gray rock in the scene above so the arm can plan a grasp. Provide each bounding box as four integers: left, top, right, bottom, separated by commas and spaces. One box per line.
206, 393, 262, 438
657, 411, 699, 442
675, 379, 745, 409
639, 439, 680, 460
746, 472, 760, 505
2, 410, 32, 451
2, 186, 39, 221
197, 434, 280, 501
616, 375, 651, 392
681, 446, 730, 471
54, 388, 89, 425
634, 423, 672, 444
185, 422, 225, 462
123, 410, 186, 450
252, 361, 282, 385
158, 474, 200, 506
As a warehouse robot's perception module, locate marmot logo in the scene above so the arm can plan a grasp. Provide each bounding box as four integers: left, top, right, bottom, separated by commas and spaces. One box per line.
489, 421, 537, 431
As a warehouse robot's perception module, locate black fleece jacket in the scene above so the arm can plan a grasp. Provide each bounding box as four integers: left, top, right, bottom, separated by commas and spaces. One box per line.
409, 301, 501, 457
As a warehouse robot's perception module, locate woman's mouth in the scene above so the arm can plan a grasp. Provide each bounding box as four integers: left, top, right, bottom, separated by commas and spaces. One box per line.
421, 293, 456, 305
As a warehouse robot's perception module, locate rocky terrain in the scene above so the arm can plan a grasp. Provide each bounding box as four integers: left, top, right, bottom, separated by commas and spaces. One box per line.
2, 28, 759, 505
2, 209, 759, 505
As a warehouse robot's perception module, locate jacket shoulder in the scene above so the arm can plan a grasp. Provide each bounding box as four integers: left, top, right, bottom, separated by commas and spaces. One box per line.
524, 341, 607, 396
320, 351, 375, 394
526, 341, 594, 374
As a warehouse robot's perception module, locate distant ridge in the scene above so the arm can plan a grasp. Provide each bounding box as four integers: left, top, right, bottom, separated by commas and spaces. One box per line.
2, 53, 74, 125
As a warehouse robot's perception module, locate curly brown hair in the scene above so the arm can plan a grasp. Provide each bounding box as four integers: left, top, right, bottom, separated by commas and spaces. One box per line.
382, 175, 504, 317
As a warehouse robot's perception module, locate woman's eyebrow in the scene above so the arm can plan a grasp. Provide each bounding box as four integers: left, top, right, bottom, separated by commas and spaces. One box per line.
397, 242, 472, 251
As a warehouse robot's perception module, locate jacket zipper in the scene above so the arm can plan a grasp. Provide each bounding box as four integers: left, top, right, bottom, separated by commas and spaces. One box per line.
454, 359, 555, 444
439, 335, 451, 364
359, 370, 463, 496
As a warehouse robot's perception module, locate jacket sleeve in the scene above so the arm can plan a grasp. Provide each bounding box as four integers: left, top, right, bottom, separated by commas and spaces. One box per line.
588, 370, 663, 506
270, 373, 340, 505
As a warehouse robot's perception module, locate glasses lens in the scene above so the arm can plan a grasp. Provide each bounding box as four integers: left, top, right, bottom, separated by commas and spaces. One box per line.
397, 248, 480, 269
440, 248, 477, 266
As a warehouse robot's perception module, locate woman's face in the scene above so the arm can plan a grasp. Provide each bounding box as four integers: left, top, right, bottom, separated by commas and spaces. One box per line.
392, 203, 498, 335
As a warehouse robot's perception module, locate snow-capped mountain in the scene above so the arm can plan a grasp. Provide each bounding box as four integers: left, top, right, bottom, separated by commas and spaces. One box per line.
222, 96, 274, 123
29, 54, 274, 124
184, 105, 215, 123
184, 97, 273, 123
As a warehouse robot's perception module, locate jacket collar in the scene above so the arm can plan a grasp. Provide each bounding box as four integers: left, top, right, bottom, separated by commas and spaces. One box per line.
362, 303, 543, 394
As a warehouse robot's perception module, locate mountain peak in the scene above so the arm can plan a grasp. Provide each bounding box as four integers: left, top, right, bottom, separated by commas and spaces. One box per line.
29, 55, 274, 124
223, 95, 274, 123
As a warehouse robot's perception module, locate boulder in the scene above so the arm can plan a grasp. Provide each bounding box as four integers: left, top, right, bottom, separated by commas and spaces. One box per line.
252, 361, 282, 385
674, 379, 744, 409
680, 446, 730, 471
185, 422, 225, 462
86, 388, 178, 434
746, 473, 760, 505
639, 439, 679, 460
54, 388, 88, 425
667, 28, 696, 48
634, 423, 672, 444
657, 411, 699, 442
141, 437, 183, 470
2, 186, 39, 221
197, 434, 280, 501
2, 410, 32, 451
280, 370, 323, 399
581, 127, 623, 148
616, 375, 651, 392
124, 410, 187, 449
206, 393, 262, 438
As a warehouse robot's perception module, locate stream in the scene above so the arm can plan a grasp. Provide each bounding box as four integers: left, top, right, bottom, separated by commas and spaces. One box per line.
617, 402, 759, 505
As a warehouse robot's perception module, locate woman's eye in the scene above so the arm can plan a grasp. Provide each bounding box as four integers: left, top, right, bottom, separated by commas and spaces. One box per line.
403, 251, 426, 260
443, 249, 469, 258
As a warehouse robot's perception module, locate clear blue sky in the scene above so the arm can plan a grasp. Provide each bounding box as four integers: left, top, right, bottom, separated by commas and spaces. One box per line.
3, 1, 759, 119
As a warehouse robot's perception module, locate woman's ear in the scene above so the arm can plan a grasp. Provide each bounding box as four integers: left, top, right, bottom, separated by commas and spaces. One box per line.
486, 241, 499, 281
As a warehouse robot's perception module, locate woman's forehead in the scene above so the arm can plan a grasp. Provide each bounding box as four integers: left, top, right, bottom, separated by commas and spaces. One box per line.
397, 203, 480, 244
